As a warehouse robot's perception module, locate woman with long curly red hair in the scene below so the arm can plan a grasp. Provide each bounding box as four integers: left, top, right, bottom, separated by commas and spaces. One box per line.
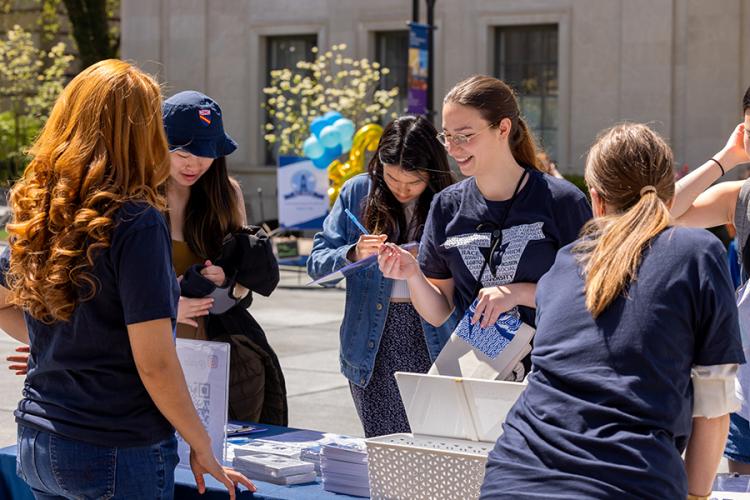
0, 59, 253, 499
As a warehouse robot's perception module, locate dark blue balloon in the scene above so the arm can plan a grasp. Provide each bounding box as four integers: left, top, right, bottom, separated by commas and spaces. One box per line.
323, 111, 343, 123
312, 143, 343, 169
310, 115, 328, 137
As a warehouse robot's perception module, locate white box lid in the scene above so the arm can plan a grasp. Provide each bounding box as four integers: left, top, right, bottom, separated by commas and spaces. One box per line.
395, 372, 526, 443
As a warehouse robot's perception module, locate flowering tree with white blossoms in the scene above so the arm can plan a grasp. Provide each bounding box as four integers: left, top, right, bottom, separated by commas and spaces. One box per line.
263, 43, 399, 157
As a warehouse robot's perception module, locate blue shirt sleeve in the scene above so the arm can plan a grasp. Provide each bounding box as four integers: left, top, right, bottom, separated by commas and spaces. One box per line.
110, 209, 178, 325
307, 178, 362, 282
419, 194, 452, 280
694, 239, 744, 366
554, 185, 593, 247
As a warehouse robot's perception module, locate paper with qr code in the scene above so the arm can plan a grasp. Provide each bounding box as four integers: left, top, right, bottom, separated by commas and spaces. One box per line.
175, 338, 230, 468
429, 301, 534, 381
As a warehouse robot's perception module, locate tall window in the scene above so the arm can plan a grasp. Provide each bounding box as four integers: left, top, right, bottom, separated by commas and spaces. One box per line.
264, 34, 317, 164
375, 30, 408, 115
494, 25, 558, 161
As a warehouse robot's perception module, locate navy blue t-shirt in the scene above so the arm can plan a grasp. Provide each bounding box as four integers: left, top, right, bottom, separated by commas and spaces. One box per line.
1, 202, 179, 447
419, 169, 592, 326
481, 227, 745, 499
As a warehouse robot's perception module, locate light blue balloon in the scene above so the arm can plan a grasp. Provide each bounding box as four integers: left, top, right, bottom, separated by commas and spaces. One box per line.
303, 136, 324, 159
319, 126, 341, 148
340, 134, 353, 153
332, 118, 355, 140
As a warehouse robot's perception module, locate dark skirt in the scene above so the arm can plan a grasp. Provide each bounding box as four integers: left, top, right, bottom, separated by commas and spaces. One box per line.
349, 302, 432, 438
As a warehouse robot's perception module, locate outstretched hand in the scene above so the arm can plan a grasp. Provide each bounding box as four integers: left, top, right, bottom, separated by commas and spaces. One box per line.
7, 345, 29, 375
190, 447, 256, 499
177, 296, 213, 327
378, 242, 420, 280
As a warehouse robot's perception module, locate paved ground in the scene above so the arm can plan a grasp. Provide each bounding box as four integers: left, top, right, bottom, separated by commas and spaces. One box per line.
0, 268, 362, 447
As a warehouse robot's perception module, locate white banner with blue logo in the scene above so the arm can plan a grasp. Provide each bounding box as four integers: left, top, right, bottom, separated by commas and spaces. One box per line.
277, 155, 329, 230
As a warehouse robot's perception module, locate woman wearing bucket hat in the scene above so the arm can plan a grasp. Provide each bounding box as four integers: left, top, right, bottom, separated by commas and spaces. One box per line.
163, 91, 287, 425
162, 90, 245, 337
0, 61, 254, 499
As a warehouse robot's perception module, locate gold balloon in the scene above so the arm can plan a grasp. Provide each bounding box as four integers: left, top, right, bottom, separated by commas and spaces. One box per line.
327, 123, 383, 207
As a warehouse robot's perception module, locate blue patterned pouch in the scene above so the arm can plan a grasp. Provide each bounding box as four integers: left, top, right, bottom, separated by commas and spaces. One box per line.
453, 299, 522, 360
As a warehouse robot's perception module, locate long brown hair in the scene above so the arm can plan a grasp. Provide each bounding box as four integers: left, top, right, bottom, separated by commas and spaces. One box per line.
6, 59, 170, 323
362, 116, 455, 244
574, 123, 674, 318
180, 156, 243, 260
444, 75, 542, 170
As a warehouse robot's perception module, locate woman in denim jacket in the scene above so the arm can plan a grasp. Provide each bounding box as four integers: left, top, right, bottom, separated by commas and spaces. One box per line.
308, 116, 456, 437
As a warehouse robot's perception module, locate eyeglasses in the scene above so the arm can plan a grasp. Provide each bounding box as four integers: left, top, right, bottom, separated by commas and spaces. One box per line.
436, 122, 497, 147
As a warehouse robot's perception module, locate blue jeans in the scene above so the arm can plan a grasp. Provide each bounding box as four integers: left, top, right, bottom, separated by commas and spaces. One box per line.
16, 424, 179, 499
725, 413, 750, 464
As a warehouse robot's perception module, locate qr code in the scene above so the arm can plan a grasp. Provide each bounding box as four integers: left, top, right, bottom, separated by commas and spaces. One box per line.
189, 382, 211, 428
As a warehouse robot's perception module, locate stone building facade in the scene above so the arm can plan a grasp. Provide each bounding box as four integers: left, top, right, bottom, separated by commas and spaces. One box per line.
122, 0, 750, 223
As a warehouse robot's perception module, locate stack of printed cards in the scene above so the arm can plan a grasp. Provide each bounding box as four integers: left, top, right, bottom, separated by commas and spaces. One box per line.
232, 453, 316, 485
320, 441, 369, 497
299, 444, 322, 474
233, 440, 302, 459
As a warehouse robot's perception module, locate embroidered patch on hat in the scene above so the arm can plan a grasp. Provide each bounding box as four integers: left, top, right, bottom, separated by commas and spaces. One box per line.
198, 108, 212, 126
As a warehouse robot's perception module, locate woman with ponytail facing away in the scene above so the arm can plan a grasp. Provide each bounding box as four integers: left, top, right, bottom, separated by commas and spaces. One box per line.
480, 123, 743, 500
379, 75, 591, 379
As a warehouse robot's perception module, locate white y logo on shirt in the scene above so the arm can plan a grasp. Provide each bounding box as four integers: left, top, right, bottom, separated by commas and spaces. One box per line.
444, 222, 545, 286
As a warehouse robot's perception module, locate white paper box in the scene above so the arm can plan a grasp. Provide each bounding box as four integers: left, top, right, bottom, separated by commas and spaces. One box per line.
429, 322, 534, 381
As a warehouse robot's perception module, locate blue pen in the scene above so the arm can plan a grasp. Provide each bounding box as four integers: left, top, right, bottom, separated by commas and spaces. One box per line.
344, 208, 369, 235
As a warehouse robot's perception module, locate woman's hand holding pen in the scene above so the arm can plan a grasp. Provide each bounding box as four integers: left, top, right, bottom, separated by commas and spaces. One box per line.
350, 234, 387, 261
378, 242, 420, 280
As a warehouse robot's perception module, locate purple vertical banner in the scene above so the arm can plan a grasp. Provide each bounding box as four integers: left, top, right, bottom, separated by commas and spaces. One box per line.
407, 22, 429, 116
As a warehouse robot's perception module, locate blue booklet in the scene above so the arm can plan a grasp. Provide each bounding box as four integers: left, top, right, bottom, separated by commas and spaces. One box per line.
453, 300, 523, 360
306, 242, 418, 287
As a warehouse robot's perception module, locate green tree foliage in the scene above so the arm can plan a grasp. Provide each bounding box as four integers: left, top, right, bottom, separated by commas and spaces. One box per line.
0, 0, 120, 69
0, 25, 73, 181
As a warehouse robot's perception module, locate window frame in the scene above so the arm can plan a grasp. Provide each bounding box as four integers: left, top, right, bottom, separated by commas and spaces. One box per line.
493, 24, 559, 162
476, 11, 570, 170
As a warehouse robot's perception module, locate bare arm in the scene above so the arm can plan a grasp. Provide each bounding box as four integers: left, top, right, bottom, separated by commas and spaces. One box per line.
684, 414, 729, 497
408, 275, 455, 327
230, 178, 248, 225
128, 318, 254, 497
672, 123, 749, 224
378, 243, 454, 326
0, 285, 29, 344
674, 181, 742, 228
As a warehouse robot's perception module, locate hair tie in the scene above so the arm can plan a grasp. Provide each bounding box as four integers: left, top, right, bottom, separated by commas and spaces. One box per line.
640, 185, 657, 197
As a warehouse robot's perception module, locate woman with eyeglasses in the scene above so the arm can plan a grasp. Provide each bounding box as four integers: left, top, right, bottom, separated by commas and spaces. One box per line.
379, 75, 591, 380
308, 115, 456, 437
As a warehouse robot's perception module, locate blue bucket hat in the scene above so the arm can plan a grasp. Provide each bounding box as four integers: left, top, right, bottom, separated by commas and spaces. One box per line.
162, 90, 238, 159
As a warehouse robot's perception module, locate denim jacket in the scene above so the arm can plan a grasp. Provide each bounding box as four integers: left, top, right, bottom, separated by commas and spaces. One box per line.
307, 174, 458, 387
